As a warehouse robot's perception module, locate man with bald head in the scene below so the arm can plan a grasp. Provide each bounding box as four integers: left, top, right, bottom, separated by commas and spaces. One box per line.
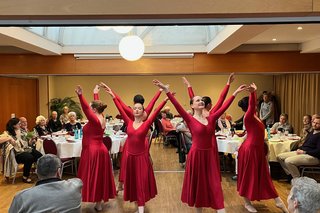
19, 117, 29, 134
48, 111, 62, 132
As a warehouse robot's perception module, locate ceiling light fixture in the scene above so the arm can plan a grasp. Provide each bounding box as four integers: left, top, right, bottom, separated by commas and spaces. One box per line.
272, 38, 277, 41
297, 26, 303, 30
119, 35, 145, 61
113, 26, 133, 34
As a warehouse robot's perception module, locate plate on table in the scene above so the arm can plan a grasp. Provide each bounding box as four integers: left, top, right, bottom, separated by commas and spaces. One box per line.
66, 138, 76, 143
217, 136, 227, 140
269, 138, 282, 142
287, 136, 300, 140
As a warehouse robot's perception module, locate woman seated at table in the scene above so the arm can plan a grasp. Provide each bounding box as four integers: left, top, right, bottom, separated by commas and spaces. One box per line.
216, 112, 232, 132
270, 113, 293, 134
34, 115, 51, 137
6, 118, 42, 183
64, 112, 82, 134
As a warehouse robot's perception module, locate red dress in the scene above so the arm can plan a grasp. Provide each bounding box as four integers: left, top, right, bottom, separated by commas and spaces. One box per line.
112, 96, 165, 206
77, 94, 116, 202
114, 91, 161, 183
167, 92, 235, 209
237, 91, 278, 200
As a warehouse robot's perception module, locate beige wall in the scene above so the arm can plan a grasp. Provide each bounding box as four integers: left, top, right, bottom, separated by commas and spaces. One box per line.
41, 74, 274, 120
38, 76, 49, 118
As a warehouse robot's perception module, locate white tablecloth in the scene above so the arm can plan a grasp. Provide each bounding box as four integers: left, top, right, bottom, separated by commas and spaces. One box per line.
216, 138, 242, 154
268, 138, 299, 162
47, 135, 127, 158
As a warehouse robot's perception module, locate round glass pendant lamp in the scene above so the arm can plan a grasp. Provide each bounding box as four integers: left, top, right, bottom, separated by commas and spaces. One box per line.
119, 35, 145, 61
113, 26, 133, 34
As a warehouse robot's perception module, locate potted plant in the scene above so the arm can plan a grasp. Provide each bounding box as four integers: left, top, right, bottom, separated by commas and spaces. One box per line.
48, 97, 83, 119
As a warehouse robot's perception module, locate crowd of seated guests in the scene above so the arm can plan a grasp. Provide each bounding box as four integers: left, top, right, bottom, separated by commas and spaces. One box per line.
271, 113, 294, 134
4, 118, 42, 183
277, 115, 320, 179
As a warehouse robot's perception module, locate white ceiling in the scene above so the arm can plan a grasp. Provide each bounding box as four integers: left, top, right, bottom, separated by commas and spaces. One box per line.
0, 24, 320, 56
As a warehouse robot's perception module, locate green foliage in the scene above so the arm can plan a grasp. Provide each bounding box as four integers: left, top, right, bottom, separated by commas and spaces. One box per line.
48, 97, 83, 119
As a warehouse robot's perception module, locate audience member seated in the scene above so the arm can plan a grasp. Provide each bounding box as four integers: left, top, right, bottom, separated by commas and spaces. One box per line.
160, 111, 176, 135
34, 115, 51, 137
59, 106, 70, 126
19, 117, 35, 145
9, 154, 83, 213
277, 116, 320, 178
176, 112, 192, 153
64, 111, 82, 134
163, 106, 174, 119
216, 112, 232, 132
19, 117, 29, 135
292, 114, 313, 149
6, 118, 42, 183
287, 177, 320, 213
47, 111, 62, 132
271, 113, 293, 134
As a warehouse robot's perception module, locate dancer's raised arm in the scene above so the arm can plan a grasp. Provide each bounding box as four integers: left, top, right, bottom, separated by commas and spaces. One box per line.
182, 77, 194, 99
246, 83, 257, 121
153, 79, 192, 123
75, 85, 98, 123
209, 84, 246, 122
210, 72, 235, 114
99, 82, 131, 124
93, 84, 100, 100
144, 89, 162, 116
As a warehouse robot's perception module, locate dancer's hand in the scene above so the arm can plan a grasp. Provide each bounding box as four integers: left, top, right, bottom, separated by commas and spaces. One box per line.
93, 85, 100, 94
99, 82, 115, 98
247, 83, 257, 93
75, 85, 82, 95
153, 79, 169, 93
182, 77, 191, 87
233, 84, 247, 96
227, 73, 235, 85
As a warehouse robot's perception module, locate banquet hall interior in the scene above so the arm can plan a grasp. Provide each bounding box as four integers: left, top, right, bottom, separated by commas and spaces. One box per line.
1, 1, 320, 212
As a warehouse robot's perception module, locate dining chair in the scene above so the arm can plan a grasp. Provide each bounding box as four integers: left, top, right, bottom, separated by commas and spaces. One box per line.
42, 139, 75, 178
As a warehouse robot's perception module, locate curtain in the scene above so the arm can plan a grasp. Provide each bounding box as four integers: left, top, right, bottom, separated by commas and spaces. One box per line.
273, 73, 320, 134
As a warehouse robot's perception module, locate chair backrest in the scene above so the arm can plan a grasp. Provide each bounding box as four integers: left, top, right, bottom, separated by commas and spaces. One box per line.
155, 119, 164, 135
43, 139, 58, 155
103, 136, 112, 151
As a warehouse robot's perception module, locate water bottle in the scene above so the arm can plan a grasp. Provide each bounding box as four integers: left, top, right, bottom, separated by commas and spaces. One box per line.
74, 128, 79, 139
267, 126, 271, 139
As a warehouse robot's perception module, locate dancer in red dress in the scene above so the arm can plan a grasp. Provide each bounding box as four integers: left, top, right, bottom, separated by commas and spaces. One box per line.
75, 85, 116, 211
95, 84, 162, 193
237, 83, 288, 213
100, 82, 166, 213
154, 79, 246, 213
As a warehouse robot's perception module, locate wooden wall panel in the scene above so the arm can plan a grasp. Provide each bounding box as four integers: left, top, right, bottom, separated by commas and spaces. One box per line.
0, 52, 320, 75
0, 0, 314, 18
0, 77, 38, 132
314, 0, 320, 11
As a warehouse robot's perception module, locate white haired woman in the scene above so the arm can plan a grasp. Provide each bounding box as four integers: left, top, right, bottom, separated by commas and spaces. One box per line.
64, 111, 82, 134
34, 115, 51, 137
288, 177, 320, 213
